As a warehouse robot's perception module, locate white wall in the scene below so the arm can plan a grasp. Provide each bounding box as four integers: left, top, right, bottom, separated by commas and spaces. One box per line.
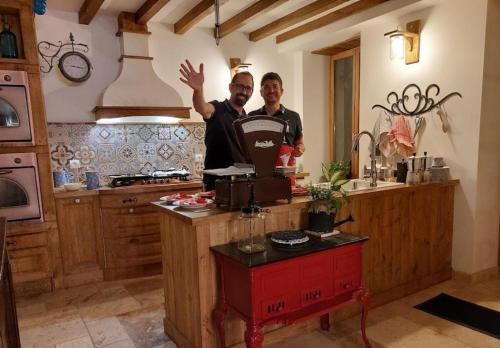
35, 10, 121, 122
35, 10, 299, 123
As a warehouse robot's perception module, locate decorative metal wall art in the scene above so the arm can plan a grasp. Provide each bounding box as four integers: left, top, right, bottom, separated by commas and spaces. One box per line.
38, 32, 91, 82
372, 83, 462, 117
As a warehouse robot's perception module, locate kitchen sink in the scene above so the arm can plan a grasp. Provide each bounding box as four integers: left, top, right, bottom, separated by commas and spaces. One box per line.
341, 179, 405, 192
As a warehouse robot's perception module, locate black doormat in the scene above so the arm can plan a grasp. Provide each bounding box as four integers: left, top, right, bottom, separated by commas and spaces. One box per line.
414, 293, 500, 339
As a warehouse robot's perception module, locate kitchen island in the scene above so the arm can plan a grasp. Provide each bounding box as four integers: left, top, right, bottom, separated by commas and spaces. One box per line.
153, 180, 458, 348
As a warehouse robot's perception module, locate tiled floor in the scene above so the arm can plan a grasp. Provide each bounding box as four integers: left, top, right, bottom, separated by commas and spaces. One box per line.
16, 275, 500, 348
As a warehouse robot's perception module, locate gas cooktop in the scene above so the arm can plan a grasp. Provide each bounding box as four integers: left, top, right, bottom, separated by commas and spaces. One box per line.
108, 169, 190, 187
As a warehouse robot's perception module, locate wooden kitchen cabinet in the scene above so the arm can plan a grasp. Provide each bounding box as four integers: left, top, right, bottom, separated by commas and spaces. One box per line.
100, 187, 199, 280
55, 194, 104, 287
0, 218, 21, 348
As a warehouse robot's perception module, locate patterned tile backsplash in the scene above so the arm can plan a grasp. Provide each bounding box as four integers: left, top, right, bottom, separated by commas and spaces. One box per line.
47, 123, 206, 185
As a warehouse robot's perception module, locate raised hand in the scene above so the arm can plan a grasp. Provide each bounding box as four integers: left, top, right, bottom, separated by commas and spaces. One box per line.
179, 59, 204, 91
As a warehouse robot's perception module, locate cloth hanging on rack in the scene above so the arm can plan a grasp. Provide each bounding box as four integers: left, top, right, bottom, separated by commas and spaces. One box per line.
387, 115, 415, 156
370, 111, 394, 157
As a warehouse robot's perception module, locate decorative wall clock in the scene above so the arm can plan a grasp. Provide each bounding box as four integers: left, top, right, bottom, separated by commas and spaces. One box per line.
38, 32, 92, 83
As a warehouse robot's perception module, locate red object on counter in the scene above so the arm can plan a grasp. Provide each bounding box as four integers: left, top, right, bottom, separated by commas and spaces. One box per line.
277, 144, 296, 187
212, 242, 371, 348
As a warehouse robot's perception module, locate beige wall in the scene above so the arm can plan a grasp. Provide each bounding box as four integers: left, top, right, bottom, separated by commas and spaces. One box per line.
474, 0, 500, 272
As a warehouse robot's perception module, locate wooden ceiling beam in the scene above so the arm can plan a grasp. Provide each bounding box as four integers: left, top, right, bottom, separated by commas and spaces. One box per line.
175, 0, 229, 34
219, 0, 288, 38
276, 0, 388, 44
79, 0, 105, 25
249, 0, 349, 42
136, 0, 170, 25
312, 37, 360, 56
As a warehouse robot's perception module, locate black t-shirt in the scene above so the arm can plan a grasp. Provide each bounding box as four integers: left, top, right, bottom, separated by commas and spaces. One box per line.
248, 105, 303, 146
203, 100, 246, 189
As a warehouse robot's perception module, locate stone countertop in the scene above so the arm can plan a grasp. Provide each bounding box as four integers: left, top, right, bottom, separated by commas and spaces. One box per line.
53, 180, 203, 198
152, 179, 459, 225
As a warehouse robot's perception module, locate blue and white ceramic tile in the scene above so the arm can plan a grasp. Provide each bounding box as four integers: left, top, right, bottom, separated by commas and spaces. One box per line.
47, 123, 206, 185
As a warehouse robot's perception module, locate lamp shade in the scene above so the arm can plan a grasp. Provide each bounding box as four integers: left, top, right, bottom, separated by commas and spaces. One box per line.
389, 34, 405, 60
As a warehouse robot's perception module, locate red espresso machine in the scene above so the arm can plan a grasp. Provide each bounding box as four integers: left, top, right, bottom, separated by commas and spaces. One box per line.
214, 116, 292, 209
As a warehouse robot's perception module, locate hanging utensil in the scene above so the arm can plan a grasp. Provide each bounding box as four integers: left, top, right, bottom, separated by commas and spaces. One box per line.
414, 115, 425, 137
214, 0, 221, 46
436, 105, 449, 133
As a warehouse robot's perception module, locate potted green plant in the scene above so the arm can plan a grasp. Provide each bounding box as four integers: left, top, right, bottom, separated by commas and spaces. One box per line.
321, 160, 351, 181
307, 166, 350, 232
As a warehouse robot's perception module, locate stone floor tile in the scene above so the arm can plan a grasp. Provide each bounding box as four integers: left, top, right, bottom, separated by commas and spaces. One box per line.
20, 315, 89, 348
86, 317, 131, 347
124, 276, 163, 296
117, 305, 170, 348
79, 296, 143, 322
18, 307, 80, 329
365, 316, 474, 348
133, 288, 165, 308
101, 338, 137, 348
56, 335, 94, 348
151, 341, 177, 348
266, 331, 341, 348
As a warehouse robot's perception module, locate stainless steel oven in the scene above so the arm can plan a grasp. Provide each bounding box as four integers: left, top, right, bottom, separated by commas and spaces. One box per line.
0, 153, 43, 222
0, 70, 34, 146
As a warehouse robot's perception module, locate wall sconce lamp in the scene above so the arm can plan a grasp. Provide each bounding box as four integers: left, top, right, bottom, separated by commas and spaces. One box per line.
230, 58, 252, 77
384, 20, 421, 64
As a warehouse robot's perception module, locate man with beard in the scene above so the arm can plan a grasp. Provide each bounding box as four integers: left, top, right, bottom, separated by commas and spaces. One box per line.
249, 72, 305, 185
179, 59, 254, 190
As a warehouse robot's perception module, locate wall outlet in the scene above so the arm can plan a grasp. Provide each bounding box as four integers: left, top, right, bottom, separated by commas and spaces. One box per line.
195, 153, 204, 162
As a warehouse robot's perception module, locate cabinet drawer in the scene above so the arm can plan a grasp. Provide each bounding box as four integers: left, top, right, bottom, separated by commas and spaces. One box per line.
334, 272, 361, 297
300, 280, 333, 307
260, 294, 301, 321
6, 232, 48, 251
101, 206, 160, 238
104, 234, 161, 268
9, 247, 51, 283
333, 246, 361, 277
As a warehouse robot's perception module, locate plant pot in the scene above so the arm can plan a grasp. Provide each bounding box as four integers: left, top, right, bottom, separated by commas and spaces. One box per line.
308, 211, 336, 232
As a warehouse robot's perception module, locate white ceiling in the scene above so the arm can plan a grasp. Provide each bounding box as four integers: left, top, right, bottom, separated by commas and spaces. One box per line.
46, 0, 359, 35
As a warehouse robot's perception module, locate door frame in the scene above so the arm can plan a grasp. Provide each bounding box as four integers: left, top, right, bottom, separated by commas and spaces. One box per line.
329, 47, 360, 178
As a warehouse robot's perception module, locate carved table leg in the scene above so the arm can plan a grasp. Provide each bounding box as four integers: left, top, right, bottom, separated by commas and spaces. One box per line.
359, 288, 372, 348
320, 313, 330, 331
244, 321, 264, 348
213, 306, 227, 348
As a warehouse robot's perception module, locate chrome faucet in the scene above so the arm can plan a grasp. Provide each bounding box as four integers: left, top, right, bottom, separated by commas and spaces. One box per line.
352, 131, 377, 187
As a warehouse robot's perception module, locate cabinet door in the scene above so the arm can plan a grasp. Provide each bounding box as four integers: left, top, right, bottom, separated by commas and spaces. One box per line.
104, 233, 161, 268
1, 260, 21, 348
101, 206, 160, 238
56, 196, 103, 275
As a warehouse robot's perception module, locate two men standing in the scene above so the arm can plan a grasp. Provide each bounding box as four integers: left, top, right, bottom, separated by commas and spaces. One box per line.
179, 60, 305, 190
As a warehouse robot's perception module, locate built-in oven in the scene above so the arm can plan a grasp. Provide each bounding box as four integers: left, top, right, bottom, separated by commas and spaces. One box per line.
0, 70, 34, 146
0, 153, 43, 222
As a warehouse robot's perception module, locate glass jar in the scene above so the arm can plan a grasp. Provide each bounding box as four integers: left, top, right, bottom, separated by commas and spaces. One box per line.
237, 206, 267, 254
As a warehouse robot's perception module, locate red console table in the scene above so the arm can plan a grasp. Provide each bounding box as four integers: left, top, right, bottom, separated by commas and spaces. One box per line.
210, 233, 371, 348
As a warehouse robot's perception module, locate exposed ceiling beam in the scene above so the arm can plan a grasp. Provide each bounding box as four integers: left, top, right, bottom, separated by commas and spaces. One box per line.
219, 0, 288, 38
249, 0, 349, 42
174, 0, 229, 34
136, 0, 170, 25
79, 0, 105, 25
311, 36, 360, 55
276, 0, 388, 44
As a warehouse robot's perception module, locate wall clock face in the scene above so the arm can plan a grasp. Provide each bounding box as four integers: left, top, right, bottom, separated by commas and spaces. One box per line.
58, 51, 91, 83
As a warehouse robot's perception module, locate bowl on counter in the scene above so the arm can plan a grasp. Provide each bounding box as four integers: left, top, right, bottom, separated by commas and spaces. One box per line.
64, 183, 81, 191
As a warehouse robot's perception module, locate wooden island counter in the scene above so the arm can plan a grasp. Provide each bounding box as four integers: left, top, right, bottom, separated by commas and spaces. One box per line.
153, 180, 458, 348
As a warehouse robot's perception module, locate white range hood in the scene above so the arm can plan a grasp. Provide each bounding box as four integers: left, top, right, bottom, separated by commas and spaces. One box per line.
94, 27, 190, 122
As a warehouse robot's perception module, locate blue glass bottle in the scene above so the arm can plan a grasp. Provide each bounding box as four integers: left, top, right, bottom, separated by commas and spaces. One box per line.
0, 20, 18, 59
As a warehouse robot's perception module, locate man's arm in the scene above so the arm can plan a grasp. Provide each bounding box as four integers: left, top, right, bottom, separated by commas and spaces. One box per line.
179, 59, 215, 119
292, 113, 305, 157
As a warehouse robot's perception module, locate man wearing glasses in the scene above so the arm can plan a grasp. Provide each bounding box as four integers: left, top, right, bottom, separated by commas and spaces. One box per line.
179, 59, 254, 190
249, 72, 305, 186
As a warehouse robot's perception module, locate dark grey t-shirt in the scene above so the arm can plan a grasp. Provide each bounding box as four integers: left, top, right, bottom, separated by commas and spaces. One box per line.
248, 105, 303, 146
